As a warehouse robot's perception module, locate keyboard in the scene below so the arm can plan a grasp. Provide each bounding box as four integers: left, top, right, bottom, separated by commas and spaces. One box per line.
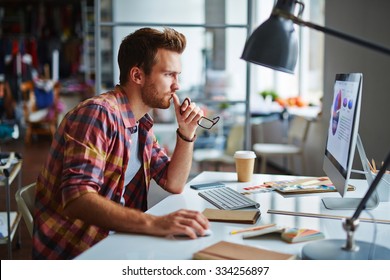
198, 187, 260, 210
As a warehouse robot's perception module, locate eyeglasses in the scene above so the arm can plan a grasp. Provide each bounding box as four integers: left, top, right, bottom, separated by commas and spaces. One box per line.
180, 98, 220, 130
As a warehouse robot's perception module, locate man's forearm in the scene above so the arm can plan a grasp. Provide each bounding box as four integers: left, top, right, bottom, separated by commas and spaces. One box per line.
62, 191, 209, 239
164, 134, 195, 193
63, 192, 155, 234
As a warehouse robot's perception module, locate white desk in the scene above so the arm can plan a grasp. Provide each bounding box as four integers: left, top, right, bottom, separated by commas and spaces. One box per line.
76, 171, 390, 260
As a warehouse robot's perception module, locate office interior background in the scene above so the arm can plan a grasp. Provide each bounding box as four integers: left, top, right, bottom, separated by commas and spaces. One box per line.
1, 0, 390, 259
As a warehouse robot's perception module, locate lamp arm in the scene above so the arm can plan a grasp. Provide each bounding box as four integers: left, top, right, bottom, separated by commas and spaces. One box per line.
274, 9, 390, 56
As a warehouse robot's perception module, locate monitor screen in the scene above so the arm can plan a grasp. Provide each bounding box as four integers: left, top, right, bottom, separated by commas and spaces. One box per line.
322, 73, 363, 209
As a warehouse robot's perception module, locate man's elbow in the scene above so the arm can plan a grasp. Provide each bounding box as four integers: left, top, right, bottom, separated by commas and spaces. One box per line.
170, 188, 184, 194
62, 202, 78, 219
62, 196, 86, 219
164, 183, 185, 194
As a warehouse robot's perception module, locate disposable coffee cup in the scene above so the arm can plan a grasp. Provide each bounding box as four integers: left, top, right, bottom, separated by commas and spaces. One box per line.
234, 151, 256, 182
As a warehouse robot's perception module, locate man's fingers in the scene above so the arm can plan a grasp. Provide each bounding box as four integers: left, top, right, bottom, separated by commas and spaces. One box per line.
160, 209, 209, 238
171, 93, 181, 109
181, 104, 201, 122
175, 210, 209, 235
179, 209, 209, 228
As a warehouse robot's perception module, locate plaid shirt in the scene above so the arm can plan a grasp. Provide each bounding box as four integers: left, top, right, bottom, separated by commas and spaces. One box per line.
32, 86, 170, 259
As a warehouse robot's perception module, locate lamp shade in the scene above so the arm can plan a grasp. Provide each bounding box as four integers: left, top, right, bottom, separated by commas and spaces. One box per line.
241, 1, 299, 74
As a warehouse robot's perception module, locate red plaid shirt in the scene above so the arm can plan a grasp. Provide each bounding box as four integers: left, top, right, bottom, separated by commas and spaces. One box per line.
32, 86, 170, 259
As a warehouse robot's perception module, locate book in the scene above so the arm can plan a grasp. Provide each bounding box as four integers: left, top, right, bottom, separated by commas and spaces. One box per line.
264, 177, 331, 187
202, 208, 260, 224
239, 177, 355, 195
242, 225, 324, 244
242, 225, 285, 239
193, 240, 296, 260
281, 228, 325, 243
241, 184, 275, 195
275, 184, 355, 194
230, 223, 276, 235
264, 176, 355, 194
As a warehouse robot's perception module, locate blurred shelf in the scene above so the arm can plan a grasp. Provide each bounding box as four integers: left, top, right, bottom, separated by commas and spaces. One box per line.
0, 153, 23, 259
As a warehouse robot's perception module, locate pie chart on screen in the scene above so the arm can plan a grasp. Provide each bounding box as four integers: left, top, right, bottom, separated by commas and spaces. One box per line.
332, 90, 342, 135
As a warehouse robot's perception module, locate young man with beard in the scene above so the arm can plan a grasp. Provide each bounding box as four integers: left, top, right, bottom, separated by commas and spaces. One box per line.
33, 27, 209, 259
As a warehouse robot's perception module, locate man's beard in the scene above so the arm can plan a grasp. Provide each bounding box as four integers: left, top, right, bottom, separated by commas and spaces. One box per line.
141, 81, 171, 109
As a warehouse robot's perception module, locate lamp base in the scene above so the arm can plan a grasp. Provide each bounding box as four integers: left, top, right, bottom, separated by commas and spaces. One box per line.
302, 239, 390, 260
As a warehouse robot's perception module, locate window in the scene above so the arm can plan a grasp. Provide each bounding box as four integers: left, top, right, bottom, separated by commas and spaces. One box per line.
94, 0, 325, 152
252, 0, 324, 106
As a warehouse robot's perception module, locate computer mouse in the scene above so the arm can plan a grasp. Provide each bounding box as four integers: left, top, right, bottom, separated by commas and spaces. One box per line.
200, 229, 213, 237
187, 228, 213, 237
171, 228, 213, 239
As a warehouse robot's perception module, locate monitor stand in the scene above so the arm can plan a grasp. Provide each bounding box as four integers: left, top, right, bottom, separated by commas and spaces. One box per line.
322, 134, 379, 210
322, 196, 378, 210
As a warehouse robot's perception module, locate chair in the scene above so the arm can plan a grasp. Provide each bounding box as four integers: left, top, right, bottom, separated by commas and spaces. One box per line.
20, 80, 61, 144
253, 115, 312, 175
15, 183, 36, 237
193, 123, 244, 171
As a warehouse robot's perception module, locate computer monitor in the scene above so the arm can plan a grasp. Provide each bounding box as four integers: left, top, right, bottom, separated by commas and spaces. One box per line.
322, 73, 378, 210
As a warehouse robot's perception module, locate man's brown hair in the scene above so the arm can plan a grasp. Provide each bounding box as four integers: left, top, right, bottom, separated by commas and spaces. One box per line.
118, 27, 186, 84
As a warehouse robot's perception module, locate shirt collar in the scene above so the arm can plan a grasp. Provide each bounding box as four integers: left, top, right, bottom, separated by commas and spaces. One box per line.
115, 85, 153, 131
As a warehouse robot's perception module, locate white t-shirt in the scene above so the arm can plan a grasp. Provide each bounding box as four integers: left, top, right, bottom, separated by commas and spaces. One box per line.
120, 124, 141, 206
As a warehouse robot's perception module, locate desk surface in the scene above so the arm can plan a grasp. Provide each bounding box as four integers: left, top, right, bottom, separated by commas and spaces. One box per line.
76, 172, 390, 260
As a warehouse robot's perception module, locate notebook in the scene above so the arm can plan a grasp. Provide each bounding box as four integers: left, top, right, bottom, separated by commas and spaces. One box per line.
242, 225, 285, 239
281, 228, 325, 243
264, 176, 355, 194
243, 226, 324, 244
240, 177, 355, 195
202, 208, 260, 224
275, 184, 355, 194
193, 241, 296, 260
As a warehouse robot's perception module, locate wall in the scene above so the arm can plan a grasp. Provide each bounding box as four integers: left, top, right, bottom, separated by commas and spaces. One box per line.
108, 0, 390, 177
306, 0, 390, 177
112, 0, 205, 91
111, 0, 248, 102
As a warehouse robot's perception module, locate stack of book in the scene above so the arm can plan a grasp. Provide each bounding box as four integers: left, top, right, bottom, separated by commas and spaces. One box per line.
240, 177, 355, 195
241, 224, 325, 243
202, 208, 260, 224
193, 241, 296, 260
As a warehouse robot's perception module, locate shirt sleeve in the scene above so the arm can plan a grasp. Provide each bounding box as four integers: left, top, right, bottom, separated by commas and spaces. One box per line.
60, 104, 117, 207
149, 134, 170, 188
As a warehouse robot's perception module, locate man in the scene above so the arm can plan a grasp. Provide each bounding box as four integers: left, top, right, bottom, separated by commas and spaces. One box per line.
32, 27, 209, 259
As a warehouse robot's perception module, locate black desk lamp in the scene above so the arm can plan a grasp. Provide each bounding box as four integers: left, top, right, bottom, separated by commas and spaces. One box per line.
241, 0, 390, 74
241, 0, 390, 259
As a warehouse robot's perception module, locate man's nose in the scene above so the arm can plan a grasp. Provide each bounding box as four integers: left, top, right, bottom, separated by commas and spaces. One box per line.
171, 79, 180, 91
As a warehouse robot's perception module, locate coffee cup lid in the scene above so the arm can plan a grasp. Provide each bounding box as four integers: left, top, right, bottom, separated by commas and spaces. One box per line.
234, 150, 256, 159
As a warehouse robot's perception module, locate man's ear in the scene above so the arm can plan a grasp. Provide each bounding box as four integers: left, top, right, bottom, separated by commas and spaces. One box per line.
129, 67, 144, 85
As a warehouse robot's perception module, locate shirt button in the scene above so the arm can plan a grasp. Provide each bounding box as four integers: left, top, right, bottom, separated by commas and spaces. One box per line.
116, 192, 121, 196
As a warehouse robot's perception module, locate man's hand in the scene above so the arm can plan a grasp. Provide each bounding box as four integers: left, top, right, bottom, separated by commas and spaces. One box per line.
63, 193, 209, 239
171, 93, 203, 140
149, 209, 209, 239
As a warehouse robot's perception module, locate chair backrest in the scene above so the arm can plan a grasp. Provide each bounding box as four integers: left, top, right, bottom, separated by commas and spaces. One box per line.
225, 124, 244, 156
287, 116, 312, 145
15, 183, 36, 237
20, 80, 60, 113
